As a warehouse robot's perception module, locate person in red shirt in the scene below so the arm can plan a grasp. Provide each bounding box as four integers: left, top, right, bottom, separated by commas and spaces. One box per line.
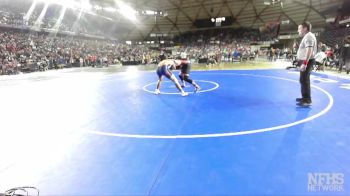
326, 48, 334, 60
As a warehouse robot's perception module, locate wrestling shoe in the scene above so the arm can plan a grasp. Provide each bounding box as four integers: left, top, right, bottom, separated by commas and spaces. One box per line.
181, 92, 189, 97
194, 85, 201, 93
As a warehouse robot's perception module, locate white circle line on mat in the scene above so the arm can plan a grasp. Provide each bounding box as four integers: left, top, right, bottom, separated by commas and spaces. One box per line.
89, 73, 334, 139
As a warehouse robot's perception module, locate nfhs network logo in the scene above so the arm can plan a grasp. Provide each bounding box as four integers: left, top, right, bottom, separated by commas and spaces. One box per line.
308, 173, 344, 192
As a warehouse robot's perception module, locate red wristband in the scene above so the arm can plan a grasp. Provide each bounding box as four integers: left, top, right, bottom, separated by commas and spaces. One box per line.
303, 60, 308, 65
182, 60, 189, 64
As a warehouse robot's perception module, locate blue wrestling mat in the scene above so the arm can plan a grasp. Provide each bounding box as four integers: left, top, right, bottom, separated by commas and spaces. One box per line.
0, 69, 349, 195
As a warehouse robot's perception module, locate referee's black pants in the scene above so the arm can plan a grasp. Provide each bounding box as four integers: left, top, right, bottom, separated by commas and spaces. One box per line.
299, 59, 315, 102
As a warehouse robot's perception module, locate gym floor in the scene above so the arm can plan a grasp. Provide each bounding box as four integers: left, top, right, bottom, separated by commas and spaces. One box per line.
0, 62, 349, 195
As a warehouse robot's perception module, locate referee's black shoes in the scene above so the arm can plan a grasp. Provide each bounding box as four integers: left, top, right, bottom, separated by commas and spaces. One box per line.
296, 98, 303, 102
297, 101, 312, 107
296, 98, 312, 107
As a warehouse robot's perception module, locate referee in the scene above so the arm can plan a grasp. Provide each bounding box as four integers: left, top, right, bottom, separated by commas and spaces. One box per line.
296, 21, 317, 107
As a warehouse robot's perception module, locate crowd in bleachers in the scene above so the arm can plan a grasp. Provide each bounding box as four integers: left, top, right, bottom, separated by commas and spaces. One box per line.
1, 24, 279, 75
0, 29, 159, 75
0, 1, 104, 36
172, 43, 258, 64
1, 23, 348, 76
319, 27, 350, 47
171, 28, 276, 63
1, 0, 348, 75
0, 0, 283, 75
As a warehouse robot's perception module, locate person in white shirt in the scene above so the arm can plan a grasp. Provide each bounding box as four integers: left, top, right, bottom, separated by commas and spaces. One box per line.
296, 21, 317, 107
314, 50, 327, 70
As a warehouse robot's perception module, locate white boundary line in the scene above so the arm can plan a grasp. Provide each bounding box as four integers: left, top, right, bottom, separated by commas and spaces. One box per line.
88, 73, 334, 139
142, 80, 220, 94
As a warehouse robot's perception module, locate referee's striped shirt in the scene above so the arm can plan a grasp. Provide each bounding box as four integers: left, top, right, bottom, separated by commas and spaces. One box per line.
297, 32, 317, 60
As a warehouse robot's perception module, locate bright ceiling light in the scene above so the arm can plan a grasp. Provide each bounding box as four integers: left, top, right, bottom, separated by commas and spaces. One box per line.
93, 5, 103, 10
34, 2, 49, 29
115, 1, 137, 21
24, 0, 38, 21
145, 10, 155, 15
80, 0, 92, 11
104, 7, 117, 12
53, 7, 67, 30
37, 0, 77, 9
